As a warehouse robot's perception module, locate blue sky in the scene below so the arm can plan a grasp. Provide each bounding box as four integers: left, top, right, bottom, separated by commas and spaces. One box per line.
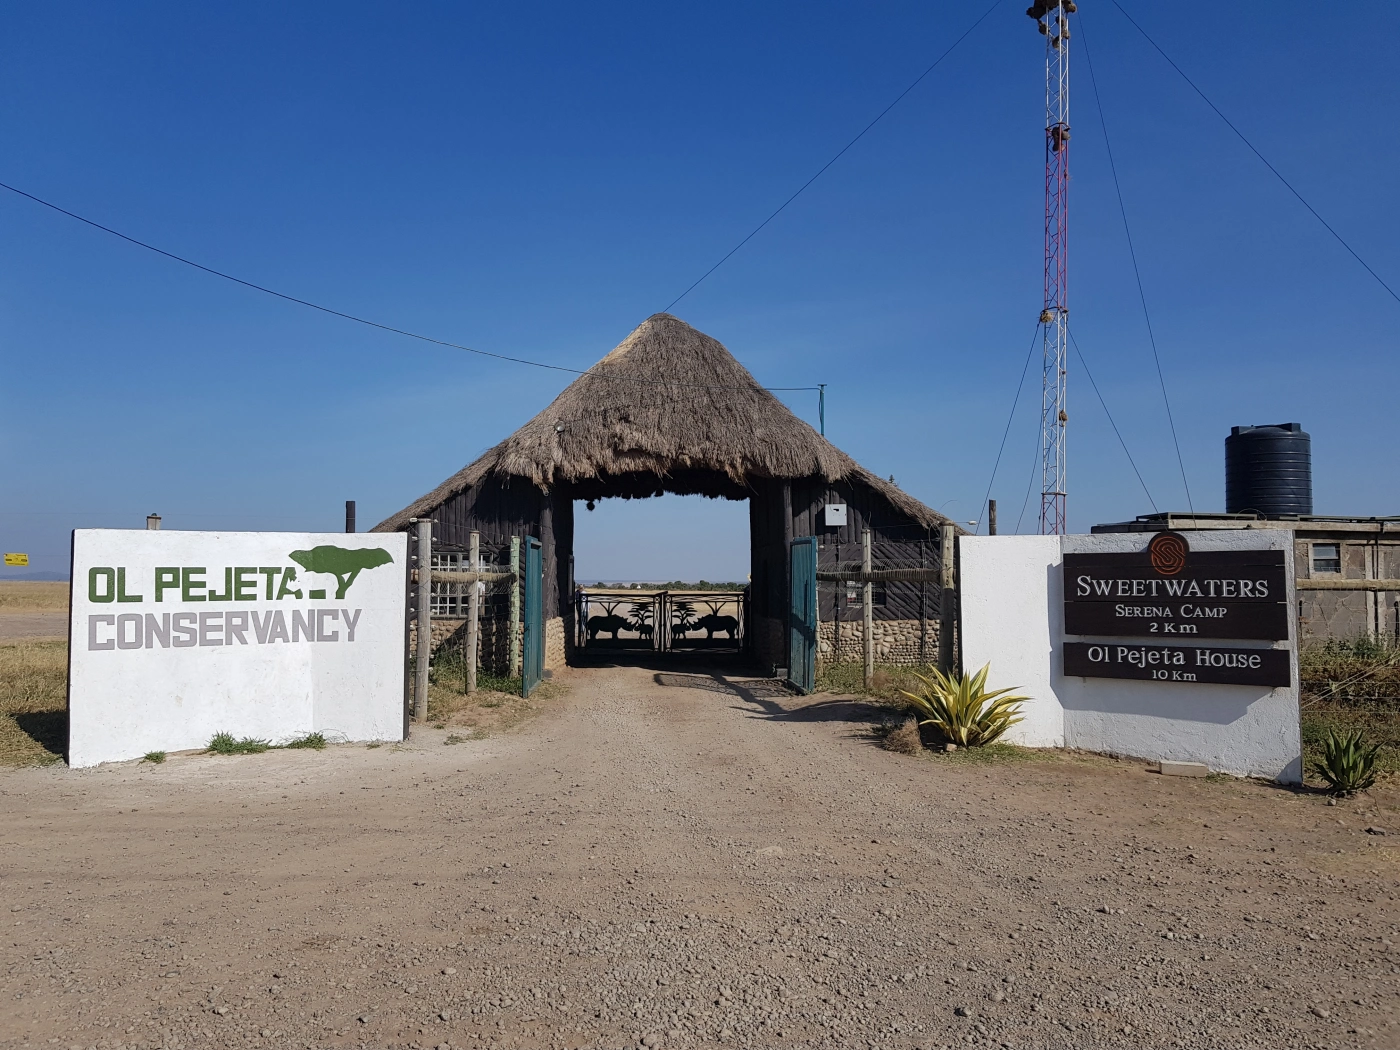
2, 2, 1396, 580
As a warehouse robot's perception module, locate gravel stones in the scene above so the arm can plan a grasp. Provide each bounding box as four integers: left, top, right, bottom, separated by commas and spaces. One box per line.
5, 662, 1397, 1050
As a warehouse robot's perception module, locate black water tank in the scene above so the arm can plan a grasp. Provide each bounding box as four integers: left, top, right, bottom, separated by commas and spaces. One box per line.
1225, 422, 1312, 517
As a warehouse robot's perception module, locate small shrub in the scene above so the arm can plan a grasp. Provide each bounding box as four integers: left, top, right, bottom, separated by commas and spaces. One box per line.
207, 732, 271, 755
284, 732, 326, 750
882, 717, 923, 755
1313, 729, 1380, 796
899, 663, 1028, 748
143, 750, 166, 764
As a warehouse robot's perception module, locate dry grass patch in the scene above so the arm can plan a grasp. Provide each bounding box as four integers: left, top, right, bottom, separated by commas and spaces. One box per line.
0, 581, 69, 612
1300, 638, 1400, 787
426, 656, 567, 737
0, 639, 67, 766
881, 716, 922, 755
815, 660, 939, 703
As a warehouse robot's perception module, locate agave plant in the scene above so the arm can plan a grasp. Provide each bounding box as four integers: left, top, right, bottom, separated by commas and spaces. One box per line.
1313, 729, 1380, 796
899, 664, 1029, 748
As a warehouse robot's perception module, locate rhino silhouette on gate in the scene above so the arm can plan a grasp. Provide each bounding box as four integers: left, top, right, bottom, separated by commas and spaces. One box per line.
692, 613, 738, 639
586, 614, 630, 640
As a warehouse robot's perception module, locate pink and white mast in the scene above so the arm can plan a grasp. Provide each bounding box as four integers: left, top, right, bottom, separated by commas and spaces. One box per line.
1030, 1, 1074, 534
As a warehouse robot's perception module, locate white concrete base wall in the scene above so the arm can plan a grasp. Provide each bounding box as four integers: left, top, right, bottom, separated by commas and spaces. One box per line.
960, 533, 1302, 783
960, 536, 1064, 748
69, 530, 407, 767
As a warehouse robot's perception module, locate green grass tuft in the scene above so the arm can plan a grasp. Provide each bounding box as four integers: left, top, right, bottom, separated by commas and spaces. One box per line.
284, 732, 326, 750
142, 750, 166, 764
207, 731, 271, 755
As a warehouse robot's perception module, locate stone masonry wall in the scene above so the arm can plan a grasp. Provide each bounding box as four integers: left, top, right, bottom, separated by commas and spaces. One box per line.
818, 619, 943, 666
409, 614, 517, 676
545, 616, 566, 671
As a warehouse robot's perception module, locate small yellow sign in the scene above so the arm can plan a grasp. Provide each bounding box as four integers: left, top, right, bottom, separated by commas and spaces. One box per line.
4, 553, 29, 566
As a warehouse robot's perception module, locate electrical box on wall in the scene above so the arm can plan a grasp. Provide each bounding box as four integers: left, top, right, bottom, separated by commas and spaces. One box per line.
823, 504, 847, 527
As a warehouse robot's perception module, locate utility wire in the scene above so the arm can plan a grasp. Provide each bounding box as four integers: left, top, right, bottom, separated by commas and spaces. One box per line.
1079, 14, 1193, 514
1107, 0, 1400, 309
1068, 328, 1158, 513
662, 0, 1005, 312
975, 322, 1041, 535
0, 178, 819, 395
1014, 418, 1042, 535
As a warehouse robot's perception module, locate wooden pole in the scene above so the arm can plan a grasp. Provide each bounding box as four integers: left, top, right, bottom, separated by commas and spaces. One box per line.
833, 537, 841, 663
862, 527, 873, 689
938, 524, 956, 675
782, 481, 793, 674
509, 536, 521, 678
466, 530, 480, 695
414, 519, 432, 724
988, 499, 997, 536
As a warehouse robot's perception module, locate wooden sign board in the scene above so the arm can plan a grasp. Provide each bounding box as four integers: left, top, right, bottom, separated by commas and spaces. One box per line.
1063, 532, 1288, 641
1064, 641, 1291, 687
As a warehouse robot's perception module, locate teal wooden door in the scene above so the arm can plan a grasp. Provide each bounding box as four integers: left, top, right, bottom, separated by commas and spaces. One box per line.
522, 537, 544, 698
788, 537, 817, 694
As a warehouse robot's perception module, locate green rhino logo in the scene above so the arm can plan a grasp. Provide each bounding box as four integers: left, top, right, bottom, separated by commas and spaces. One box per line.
288, 546, 394, 599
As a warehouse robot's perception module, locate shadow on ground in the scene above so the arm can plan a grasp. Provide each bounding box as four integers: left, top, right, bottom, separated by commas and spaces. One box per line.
12, 709, 67, 761
647, 667, 887, 726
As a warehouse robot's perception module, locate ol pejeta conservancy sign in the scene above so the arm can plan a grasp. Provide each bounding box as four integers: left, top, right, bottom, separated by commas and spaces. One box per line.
68, 530, 407, 768
1063, 531, 1288, 641
82, 544, 395, 651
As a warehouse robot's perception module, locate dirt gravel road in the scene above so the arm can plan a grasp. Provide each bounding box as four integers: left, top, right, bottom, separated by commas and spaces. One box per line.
3, 662, 1398, 1050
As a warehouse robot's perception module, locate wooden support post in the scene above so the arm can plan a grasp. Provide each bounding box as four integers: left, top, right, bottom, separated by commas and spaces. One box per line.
466, 531, 480, 694
782, 481, 794, 674
988, 499, 997, 536
862, 527, 873, 690
414, 519, 432, 724
938, 524, 956, 675
509, 536, 521, 677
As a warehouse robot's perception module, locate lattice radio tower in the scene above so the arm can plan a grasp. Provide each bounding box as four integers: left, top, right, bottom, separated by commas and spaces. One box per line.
1030, 1, 1074, 534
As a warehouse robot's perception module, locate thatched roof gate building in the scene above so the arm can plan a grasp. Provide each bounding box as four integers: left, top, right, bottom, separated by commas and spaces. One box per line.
374, 314, 956, 671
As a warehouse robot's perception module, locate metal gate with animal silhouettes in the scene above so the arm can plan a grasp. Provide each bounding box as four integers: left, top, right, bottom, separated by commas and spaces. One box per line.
575, 588, 746, 653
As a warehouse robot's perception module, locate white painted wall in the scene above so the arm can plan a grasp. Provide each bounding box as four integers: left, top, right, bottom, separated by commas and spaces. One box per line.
69, 530, 407, 767
960, 536, 1064, 747
959, 532, 1302, 783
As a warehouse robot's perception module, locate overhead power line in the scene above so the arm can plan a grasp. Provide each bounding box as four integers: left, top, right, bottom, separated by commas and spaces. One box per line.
0, 179, 819, 396
662, 0, 1005, 312
1107, 0, 1400, 309
1068, 328, 1158, 514
1078, 13, 1192, 515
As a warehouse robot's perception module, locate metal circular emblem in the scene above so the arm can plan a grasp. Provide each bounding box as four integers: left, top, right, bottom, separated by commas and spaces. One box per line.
1147, 532, 1188, 576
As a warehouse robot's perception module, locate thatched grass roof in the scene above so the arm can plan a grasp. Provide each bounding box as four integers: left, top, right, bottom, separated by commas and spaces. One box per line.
374, 314, 952, 530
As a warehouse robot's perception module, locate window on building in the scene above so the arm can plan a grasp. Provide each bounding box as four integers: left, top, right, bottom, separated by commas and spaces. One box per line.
1312, 543, 1341, 575
844, 583, 886, 607
431, 552, 486, 617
